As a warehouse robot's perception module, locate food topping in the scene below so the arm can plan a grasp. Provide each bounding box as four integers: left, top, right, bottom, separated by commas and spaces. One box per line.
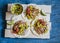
11, 4, 23, 15
25, 5, 39, 19
34, 19, 47, 34
12, 21, 28, 35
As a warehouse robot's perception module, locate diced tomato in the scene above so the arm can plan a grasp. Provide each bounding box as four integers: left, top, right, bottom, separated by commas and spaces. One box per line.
38, 19, 43, 23
38, 19, 46, 26
42, 22, 46, 26
16, 28, 19, 33
12, 28, 19, 34
12, 31, 17, 34
13, 25, 19, 33
26, 7, 30, 14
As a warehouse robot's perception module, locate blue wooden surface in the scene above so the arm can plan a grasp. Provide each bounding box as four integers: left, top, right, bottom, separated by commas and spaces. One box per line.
0, 0, 60, 43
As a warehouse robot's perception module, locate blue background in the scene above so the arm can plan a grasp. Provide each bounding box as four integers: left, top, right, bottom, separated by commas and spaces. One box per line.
0, 0, 60, 43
